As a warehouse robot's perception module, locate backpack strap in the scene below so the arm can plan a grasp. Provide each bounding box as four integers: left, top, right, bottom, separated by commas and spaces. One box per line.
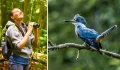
13, 22, 25, 36
11, 21, 27, 37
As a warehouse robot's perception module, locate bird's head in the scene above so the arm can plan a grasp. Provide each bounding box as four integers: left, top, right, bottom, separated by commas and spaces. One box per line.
64, 14, 87, 25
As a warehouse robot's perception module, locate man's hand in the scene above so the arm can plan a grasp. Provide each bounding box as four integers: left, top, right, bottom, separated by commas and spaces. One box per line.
28, 22, 34, 32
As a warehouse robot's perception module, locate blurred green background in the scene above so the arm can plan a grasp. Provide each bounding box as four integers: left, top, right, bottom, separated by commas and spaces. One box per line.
48, 0, 120, 70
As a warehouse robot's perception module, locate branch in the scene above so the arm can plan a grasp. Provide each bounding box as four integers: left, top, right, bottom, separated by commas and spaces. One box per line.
48, 40, 54, 46
48, 43, 120, 59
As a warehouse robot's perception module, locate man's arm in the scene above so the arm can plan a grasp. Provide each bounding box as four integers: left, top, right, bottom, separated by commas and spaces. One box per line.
33, 28, 38, 46
19, 23, 33, 49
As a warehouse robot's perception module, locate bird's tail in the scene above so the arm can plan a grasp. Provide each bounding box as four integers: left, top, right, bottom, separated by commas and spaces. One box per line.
96, 25, 117, 42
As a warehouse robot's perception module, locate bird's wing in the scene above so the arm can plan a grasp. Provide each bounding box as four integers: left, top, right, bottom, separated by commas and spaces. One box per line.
77, 27, 99, 38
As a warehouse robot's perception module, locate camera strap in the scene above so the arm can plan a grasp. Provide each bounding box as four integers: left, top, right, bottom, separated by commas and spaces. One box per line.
13, 22, 27, 36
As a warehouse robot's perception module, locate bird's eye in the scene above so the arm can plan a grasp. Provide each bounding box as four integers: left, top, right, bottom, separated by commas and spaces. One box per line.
75, 18, 80, 22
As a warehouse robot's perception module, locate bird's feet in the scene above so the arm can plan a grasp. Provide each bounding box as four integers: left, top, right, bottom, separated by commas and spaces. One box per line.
82, 42, 90, 47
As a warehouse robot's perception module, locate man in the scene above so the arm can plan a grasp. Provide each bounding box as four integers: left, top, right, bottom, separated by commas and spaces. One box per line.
6, 8, 38, 70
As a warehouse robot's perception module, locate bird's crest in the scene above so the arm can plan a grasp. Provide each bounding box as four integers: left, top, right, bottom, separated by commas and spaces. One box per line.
73, 14, 87, 24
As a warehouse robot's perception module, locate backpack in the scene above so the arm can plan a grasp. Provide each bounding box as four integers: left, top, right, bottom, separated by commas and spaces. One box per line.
1, 22, 27, 60
1, 25, 14, 60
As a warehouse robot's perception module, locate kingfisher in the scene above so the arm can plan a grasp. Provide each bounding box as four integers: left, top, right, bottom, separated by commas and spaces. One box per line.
64, 14, 117, 50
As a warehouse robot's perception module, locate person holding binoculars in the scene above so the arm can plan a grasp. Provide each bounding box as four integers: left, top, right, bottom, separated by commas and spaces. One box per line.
5, 8, 39, 70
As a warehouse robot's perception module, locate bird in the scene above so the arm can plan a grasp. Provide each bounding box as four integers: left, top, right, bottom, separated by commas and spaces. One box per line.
64, 14, 117, 50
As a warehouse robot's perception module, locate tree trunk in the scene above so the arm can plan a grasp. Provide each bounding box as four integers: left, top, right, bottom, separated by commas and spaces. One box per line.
1, 0, 8, 28
38, 0, 47, 33
24, 0, 31, 23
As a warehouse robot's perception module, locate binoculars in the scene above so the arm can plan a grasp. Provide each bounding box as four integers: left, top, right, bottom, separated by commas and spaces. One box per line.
33, 22, 40, 28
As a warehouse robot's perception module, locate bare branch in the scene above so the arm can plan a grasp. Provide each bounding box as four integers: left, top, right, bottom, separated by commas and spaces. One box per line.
48, 40, 54, 46
48, 43, 120, 59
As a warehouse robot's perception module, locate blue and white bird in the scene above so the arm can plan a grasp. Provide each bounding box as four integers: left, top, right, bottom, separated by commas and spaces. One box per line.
64, 14, 117, 50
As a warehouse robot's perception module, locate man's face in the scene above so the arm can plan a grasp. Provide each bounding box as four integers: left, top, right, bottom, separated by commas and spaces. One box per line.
11, 8, 24, 21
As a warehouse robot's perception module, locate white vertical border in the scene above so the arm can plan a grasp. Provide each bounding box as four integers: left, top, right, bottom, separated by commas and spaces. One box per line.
47, 0, 48, 70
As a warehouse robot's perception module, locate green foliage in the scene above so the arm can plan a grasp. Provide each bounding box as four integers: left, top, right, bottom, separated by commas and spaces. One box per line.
49, 0, 120, 70
0, 0, 47, 69
34, 29, 47, 53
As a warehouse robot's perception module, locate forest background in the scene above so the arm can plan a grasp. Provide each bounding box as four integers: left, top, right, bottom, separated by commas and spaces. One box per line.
48, 0, 120, 70
0, 0, 47, 69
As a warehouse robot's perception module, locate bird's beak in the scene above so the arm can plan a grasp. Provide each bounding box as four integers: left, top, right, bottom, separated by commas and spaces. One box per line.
64, 20, 76, 25
64, 20, 75, 22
